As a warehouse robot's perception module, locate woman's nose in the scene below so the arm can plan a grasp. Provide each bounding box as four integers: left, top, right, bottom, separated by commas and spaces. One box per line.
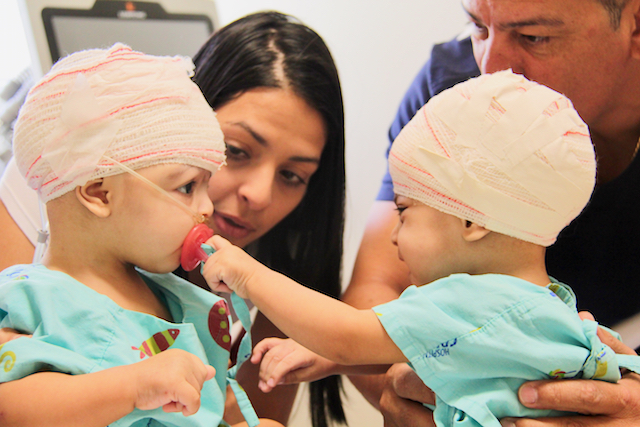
238, 167, 274, 211
203, 197, 214, 218
197, 188, 214, 219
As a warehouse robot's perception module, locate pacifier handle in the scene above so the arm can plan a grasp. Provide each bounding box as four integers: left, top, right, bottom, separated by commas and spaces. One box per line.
180, 224, 214, 271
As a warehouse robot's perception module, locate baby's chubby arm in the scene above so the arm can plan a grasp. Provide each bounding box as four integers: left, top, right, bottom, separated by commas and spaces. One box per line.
202, 236, 407, 366
252, 338, 391, 393
0, 348, 215, 427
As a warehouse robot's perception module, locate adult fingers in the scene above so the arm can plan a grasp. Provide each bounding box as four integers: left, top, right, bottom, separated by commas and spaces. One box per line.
380, 363, 436, 427
504, 373, 640, 426
577, 311, 636, 356
501, 413, 633, 427
387, 363, 435, 404
380, 387, 436, 427
577, 311, 595, 322
518, 373, 640, 415
597, 328, 636, 356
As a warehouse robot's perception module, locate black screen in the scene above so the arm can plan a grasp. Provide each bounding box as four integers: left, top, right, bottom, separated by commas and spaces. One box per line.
42, 1, 213, 61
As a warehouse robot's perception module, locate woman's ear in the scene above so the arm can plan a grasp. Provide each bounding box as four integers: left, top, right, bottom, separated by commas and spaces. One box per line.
460, 219, 491, 242
76, 179, 111, 218
626, 0, 640, 59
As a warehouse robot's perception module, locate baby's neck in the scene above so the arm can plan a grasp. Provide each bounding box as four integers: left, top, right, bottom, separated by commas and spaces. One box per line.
463, 239, 551, 287
493, 264, 551, 287
42, 249, 173, 321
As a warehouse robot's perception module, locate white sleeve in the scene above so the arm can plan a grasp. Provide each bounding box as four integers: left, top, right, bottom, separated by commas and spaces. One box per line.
0, 157, 42, 246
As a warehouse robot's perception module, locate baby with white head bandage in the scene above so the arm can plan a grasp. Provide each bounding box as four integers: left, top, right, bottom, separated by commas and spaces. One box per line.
13, 42, 225, 205
189, 69, 640, 427
389, 69, 595, 246
0, 44, 270, 427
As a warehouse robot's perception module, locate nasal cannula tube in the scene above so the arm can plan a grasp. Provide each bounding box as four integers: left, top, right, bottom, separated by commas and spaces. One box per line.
103, 156, 206, 225
31, 157, 207, 264
32, 198, 49, 263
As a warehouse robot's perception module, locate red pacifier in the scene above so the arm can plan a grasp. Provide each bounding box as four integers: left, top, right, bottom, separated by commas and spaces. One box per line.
180, 223, 214, 271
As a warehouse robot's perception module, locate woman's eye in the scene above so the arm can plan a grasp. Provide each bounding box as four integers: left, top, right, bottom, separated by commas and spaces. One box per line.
225, 142, 248, 160
177, 181, 195, 195
280, 170, 306, 186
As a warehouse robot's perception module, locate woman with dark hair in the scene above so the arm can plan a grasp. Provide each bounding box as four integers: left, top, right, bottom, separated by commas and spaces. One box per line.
0, 11, 346, 427
189, 11, 346, 427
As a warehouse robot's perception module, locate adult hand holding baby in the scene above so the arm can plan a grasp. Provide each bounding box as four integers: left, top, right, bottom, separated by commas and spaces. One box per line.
500, 312, 640, 427
379, 363, 437, 427
379, 312, 640, 427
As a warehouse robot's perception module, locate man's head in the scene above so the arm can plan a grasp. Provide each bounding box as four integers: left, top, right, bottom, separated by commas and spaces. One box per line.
389, 70, 596, 248
462, 0, 640, 128
13, 43, 226, 204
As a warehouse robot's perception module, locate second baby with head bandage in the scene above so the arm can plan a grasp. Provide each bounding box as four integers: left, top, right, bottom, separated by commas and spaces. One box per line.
200, 69, 640, 427
0, 43, 283, 427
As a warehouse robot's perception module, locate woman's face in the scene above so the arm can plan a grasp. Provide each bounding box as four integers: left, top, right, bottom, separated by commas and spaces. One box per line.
207, 87, 326, 248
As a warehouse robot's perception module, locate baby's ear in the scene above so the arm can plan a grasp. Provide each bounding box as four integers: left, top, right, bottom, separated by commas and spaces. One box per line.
460, 219, 491, 242
76, 179, 111, 218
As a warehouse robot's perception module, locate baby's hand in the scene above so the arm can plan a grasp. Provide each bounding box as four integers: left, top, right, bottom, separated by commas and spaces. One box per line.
201, 235, 265, 298
252, 338, 337, 393
130, 348, 215, 416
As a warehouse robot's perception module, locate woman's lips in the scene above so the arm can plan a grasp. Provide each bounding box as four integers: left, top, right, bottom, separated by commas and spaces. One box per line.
212, 212, 254, 240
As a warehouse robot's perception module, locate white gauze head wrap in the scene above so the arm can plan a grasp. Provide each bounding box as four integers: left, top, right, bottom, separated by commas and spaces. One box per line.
389, 70, 596, 246
13, 43, 226, 203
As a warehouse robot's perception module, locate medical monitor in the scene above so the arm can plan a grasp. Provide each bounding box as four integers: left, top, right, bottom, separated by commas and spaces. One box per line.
19, 0, 218, 77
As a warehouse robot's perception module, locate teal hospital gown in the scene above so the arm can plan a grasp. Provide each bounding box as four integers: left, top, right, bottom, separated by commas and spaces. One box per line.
0, 264, 258, 427
374, 273, 640, 427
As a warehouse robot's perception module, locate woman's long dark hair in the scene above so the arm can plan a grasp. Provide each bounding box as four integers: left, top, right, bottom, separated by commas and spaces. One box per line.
192, 12, 346, 427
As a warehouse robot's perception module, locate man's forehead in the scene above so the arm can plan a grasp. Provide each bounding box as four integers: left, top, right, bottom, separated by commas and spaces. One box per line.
462, 0, 597, 24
